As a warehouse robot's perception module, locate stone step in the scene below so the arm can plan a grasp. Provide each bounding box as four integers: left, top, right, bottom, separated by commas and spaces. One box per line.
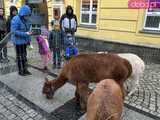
0, 68, 76, 114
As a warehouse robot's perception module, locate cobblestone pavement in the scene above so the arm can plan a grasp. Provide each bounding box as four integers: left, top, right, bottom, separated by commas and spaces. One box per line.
0, 69, 156, 120
124, 63, 160, 118
0, 42, 160, 119
0, 86, 47, 120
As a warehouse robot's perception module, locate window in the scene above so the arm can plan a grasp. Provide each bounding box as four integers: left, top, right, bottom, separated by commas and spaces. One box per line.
54, 0, 64, 3
80, 0, 97, 26
144, 0, 160, 31
28, 0, 43, 4
53, 8, 61, 19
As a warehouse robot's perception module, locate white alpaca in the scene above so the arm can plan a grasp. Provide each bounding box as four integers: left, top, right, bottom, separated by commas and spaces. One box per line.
97, 52, 145, 96
118, 53, 145, 96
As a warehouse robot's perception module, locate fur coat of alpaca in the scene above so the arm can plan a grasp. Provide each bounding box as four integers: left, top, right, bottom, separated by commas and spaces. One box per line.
42, 53, 132, 111
97, 52, 145, 96
87, 79, 123, 120
118, 53, 145, 96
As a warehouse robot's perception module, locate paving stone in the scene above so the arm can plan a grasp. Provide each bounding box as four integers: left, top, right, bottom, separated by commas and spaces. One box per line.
7, 114, 17, 120
21, 114, 30, 120
0, 107, 7, 113
27, 118, 34, 120
33, 114, 43, 120
0, 113, 7, 120
13, 116, 22, 120
28, 111, 38, 118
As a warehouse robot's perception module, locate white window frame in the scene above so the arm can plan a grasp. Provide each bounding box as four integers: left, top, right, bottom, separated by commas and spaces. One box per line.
143, 0, 160, 30
53, 0, 64, 4
10, 0, 17, 6
80, 0, 97, 26
52, 5, 63, 19
52, 0, 64, 20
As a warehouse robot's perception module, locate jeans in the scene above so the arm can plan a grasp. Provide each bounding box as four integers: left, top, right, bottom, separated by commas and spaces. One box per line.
15, 44, 28, 73
53, 48, 61, 65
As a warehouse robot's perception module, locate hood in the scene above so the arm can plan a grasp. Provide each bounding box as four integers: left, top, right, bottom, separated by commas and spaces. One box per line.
19, 5, 31, 17
66, 5, 73, 17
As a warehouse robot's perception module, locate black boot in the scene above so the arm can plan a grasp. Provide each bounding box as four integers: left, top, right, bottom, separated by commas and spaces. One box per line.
23, 59, 32, 75
17, 57, 25, 76
24, 69, 32, 75
57, 62, 61, 69
18, 71, 26, 76
23, 63, 31, 75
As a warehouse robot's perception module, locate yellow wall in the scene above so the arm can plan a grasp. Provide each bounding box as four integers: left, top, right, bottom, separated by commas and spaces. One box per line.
66, 0, 160, 47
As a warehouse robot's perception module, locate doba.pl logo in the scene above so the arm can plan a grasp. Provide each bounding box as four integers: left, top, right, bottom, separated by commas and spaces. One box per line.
128, 0, 159, 9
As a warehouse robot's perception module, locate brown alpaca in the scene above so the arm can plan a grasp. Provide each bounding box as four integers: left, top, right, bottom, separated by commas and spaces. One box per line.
86, 79, 123, 120
42, 53, 132, 111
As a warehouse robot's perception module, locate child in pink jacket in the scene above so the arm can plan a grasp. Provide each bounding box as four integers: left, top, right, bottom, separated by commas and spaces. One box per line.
36, 26, 51, 71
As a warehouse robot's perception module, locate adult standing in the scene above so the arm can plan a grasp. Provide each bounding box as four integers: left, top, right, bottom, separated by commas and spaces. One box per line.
0, 8, 7, 63
7, 6, 18, 33
60, 5, 78, 53
11, 5, 32, 76
3, 6, 18, 63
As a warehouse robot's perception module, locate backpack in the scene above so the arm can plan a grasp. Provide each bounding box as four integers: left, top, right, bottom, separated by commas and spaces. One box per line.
64, 46, 78, 60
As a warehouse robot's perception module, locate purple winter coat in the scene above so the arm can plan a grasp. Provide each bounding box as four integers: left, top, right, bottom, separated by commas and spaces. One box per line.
36, 35, 49, 55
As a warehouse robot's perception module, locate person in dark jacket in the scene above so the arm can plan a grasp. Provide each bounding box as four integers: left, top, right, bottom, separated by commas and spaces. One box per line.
60, 6, 78, 59
6, 6, 18, 33
1, 6, 18, 63
60, 5, 77, 36
11, 5, 32, 76
49, 20, 63, 69
0, 8, 7, 63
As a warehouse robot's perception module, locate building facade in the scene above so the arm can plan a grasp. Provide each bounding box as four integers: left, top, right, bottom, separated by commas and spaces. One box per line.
65, 0, 160, 47
4, 0, 60, 33
3, 0, 160, 47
